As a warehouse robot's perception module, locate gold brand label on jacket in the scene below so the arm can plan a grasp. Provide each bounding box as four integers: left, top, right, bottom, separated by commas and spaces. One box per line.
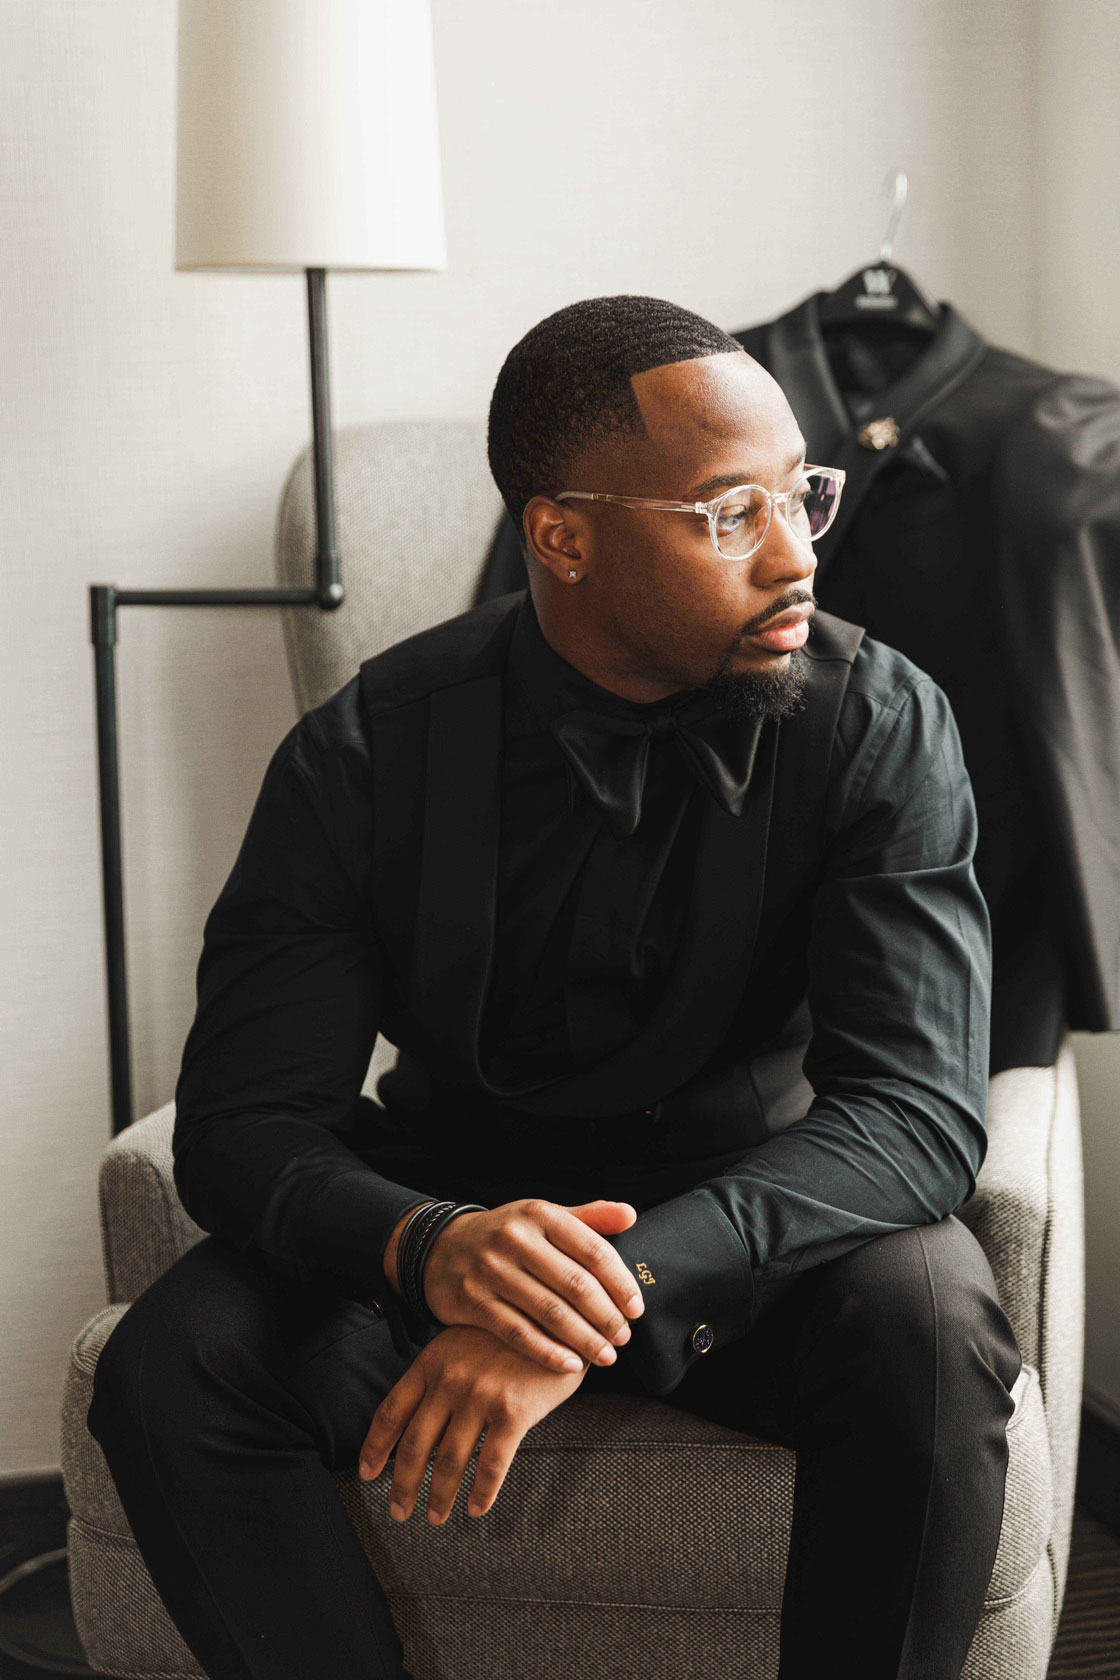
636, 1262, 655, 1285
857, 416, 901, 450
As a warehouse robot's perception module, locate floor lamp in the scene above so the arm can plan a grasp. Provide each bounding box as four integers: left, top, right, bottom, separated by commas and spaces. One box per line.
92, 0, 447, 1139
0, 15, 443, 1670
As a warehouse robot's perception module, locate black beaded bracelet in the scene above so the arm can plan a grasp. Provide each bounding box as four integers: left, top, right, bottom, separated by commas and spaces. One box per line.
402, 1200, 489, 1322
404, 1202, 486, 1330
399, 1199, 488, 1324
399, 1200, 452, 1318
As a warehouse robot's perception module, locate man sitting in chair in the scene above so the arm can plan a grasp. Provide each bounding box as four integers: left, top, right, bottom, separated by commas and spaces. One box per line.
88, 295, 1023, 1680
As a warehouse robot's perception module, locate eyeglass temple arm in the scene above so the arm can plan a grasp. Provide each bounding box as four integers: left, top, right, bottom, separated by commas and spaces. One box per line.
555, 492, 718, 513
556, 468, 844, 514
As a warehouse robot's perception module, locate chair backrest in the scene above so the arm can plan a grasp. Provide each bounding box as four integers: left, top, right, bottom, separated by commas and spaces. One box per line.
275, 418, 507, 714
275, 418, 507, 1095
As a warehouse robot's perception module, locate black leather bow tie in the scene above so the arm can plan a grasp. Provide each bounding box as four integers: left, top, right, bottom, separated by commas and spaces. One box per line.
550, 704, 762, 840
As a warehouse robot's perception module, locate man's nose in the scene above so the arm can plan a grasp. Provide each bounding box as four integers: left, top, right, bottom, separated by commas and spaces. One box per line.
754, 504, 819, 586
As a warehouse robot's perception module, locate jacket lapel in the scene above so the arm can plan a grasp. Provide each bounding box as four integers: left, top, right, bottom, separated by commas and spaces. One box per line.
409, 671, 504, 1086
744, 291, 987, 583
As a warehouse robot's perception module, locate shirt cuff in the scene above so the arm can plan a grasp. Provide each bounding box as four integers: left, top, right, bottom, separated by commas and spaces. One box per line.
603, 1189, 755, 1397
292, 1169, 441, 1357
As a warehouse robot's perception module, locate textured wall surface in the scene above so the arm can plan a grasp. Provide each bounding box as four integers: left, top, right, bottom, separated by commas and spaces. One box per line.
1, 0, 1116, 1473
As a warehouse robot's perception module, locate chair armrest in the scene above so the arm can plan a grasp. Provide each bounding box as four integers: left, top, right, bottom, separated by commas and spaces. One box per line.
957, 1042, 1081, 1376
956, 1038, 1085, 1620
99, 1102, 204, 1303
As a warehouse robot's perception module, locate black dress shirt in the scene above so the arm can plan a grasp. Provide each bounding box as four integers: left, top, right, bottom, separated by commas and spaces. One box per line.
173, 592, 991, 1374
481, 598, 729, 1082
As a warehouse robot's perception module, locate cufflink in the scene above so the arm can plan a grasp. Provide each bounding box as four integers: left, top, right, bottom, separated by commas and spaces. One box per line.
690, 1322, 714, 1354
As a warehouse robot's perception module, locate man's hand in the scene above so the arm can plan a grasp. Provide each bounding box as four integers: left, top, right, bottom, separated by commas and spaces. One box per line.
358, 1323, 589, 1523
416, 1197, 645, 1375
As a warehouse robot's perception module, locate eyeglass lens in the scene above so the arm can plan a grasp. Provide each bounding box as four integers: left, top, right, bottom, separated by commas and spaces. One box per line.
711, 471, 840, 559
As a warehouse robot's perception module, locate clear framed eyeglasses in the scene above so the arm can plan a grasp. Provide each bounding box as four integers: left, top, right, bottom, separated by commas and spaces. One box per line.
554, 464, 846, 562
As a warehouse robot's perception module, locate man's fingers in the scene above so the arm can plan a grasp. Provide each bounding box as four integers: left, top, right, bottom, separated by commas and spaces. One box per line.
470, 1294, 595, 1375
568, 1199, 639, 1235
540, 1201, 646, 1320
466, 1415, 523, 1517
510, 1202, 645, 1343
358, 1367, 424, 1482
423, 1405, 491, 1525
386, 1395, 455, 1523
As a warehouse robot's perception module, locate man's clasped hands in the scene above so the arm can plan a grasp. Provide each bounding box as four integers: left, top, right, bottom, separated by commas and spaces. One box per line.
358, 1198, 645, 1526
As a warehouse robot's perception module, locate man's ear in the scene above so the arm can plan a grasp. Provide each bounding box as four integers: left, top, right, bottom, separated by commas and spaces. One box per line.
523, 494, 585, 584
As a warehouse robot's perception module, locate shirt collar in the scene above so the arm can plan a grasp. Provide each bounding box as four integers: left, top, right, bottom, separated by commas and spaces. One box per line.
504, 588, 722, 738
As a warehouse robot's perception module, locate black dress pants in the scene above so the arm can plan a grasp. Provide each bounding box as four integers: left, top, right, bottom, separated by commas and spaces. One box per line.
87, 1211, 1022, 1680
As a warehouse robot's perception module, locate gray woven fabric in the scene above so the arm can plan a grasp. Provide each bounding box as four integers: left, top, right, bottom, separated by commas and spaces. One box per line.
98, 1105, 205, 1305
955, 1043, 1085, 1634
1031, 1043, 1085, 1625
274, 419, 503, 717
60, 421, 1085, 1677
68, 1516, 201, 1680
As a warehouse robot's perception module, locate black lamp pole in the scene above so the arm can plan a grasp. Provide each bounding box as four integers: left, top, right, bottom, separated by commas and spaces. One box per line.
90, 268, 343, 1136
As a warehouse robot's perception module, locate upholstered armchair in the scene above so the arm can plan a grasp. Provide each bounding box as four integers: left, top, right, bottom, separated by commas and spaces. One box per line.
61, 421, 1084, 1679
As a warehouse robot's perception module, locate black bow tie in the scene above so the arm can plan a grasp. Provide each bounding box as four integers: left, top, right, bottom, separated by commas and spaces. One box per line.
549, 704, 763, 840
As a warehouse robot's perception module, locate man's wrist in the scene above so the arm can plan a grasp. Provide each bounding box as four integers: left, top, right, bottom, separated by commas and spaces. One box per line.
384, 1201, 438, 1297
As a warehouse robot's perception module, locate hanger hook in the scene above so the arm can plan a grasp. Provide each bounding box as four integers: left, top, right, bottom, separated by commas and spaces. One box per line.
880, 169, 908, 264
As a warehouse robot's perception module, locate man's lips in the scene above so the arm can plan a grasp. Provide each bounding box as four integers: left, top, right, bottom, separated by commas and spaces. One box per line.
745, 603, 814, 651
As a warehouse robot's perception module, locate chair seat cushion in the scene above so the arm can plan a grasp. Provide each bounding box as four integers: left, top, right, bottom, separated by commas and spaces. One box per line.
63, 1302, 1052, 1679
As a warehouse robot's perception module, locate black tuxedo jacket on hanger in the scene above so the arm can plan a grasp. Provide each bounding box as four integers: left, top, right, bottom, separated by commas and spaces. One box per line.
174, 590, 992, 1398
475, 296, 1120, 1071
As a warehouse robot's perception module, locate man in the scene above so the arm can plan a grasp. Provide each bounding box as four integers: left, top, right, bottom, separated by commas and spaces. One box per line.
88, 295, 1022, 1680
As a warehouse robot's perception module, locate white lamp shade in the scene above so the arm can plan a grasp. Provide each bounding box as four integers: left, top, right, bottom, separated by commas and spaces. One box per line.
175, 0, 446, 272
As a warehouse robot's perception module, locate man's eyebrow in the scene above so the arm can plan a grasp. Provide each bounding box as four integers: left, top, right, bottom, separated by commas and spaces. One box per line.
687, 445, 807, 501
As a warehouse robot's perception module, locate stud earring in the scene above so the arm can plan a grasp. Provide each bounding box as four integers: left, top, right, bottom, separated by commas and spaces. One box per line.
567, 568, 579, 580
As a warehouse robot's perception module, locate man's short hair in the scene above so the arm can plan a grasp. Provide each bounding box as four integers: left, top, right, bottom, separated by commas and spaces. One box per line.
486, 294, 744, 540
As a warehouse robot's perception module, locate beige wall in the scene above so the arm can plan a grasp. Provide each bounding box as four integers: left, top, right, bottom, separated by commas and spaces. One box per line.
1, 0, 1115, 1473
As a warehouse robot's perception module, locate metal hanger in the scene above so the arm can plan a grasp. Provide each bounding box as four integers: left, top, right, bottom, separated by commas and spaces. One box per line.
817, 169, 941, 334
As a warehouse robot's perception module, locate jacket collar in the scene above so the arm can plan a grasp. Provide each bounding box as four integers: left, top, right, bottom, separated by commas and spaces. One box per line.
763, 289, 987, 451
754, 290, 988, 576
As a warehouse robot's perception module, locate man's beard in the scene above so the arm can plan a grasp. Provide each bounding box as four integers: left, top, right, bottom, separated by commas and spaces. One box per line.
701, 645, 810, 724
